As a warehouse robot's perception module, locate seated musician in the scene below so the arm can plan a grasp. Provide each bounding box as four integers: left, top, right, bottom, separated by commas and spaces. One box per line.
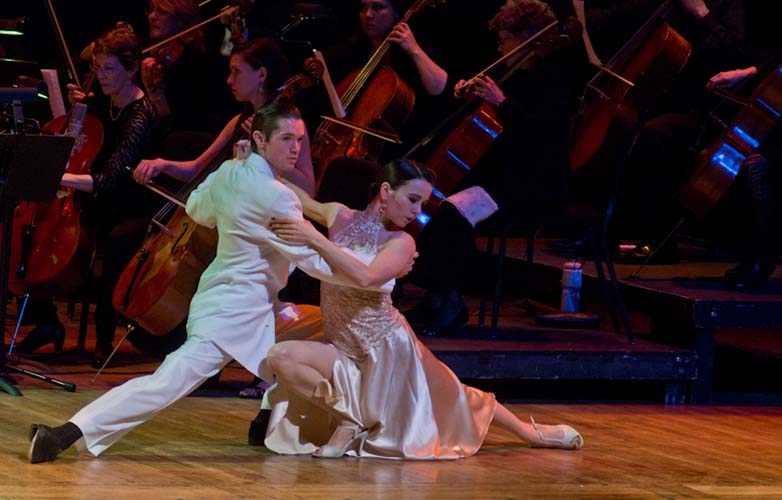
141, 0, 230, 135
12, 26, 160, 362
133, 37, 315, 196
565, 0, 748, 262
55, 26, 161, 366
312, 0, 449, 202
404, 0, 577, 332
707, 63, 780, 289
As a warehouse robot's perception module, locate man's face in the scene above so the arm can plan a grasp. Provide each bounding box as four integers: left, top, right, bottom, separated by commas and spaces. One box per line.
254, 117, 306, 174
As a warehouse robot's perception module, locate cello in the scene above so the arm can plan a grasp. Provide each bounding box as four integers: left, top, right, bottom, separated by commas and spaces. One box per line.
404, 18, 582, 236
311, 0, 444, 190
679, 65, 782, 220
112, 64, 324, 335
568, 0, 692, 171
8, 2, 104, 298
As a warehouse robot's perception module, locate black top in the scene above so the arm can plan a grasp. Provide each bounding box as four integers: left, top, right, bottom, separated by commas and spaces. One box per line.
88, 96, 161, 229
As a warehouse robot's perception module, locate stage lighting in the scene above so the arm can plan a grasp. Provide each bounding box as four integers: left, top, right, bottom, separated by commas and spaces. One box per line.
0, 17, 26, 36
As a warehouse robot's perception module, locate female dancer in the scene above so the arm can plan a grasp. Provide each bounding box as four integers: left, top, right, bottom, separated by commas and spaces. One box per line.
265, 159, 584, 458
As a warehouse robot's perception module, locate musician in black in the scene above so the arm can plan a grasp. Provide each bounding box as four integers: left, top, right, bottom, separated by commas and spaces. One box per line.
405, 0, 578, 332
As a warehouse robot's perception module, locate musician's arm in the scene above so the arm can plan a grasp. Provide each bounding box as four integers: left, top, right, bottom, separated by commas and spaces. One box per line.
133, 114, 239, 185
390, 22, 447, 96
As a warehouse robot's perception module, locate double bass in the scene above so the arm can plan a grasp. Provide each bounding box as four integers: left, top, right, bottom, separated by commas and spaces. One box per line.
679, 65, 782, 220
311, 0, 444, 190
112, 64, 324, 335
568, 0, 691, 171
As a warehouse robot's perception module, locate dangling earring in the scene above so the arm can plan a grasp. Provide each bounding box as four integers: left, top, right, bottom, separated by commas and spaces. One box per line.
378, 202, 387, 216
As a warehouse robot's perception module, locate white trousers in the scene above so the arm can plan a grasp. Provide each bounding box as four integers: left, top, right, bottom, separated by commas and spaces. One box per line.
71, 336, 234, 456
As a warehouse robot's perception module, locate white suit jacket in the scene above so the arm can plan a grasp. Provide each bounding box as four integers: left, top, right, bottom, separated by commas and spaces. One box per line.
185, 153, 355, 375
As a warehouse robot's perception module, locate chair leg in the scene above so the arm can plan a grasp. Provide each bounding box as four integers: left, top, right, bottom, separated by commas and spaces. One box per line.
587, 228, 622, 334
478, 234, 497, 328
78, 300, 89, 352
490, 223, 513, 332
600, 230, 635, 343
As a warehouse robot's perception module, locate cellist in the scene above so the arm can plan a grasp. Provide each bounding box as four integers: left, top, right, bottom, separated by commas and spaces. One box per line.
13, 26, 160, 362
562, 0, 748, 262
405, 0, 579, 333
311, 0, 449, 200
60, 26, 161, 366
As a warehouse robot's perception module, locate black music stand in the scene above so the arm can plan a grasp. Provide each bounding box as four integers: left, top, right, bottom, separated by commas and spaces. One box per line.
1, 133, 76, 396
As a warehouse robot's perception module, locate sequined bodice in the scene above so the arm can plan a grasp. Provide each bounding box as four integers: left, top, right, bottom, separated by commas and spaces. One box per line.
321, 211, 400, 359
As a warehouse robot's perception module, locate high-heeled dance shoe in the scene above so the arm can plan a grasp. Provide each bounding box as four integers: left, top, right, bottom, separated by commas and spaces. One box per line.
312, 424, 369, 458
15, 323, 66, 354
530, 416, 584, 450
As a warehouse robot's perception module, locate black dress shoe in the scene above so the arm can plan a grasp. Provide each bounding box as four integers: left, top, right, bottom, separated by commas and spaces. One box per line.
248, 408, 272, 446
724, 259, 775, 289
91, 344, 113, 369
15, 323, 66, 354
28, 424, 64, 463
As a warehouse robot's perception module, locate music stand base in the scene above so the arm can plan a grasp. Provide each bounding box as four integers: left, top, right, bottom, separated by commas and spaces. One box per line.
0, 361, 22, 396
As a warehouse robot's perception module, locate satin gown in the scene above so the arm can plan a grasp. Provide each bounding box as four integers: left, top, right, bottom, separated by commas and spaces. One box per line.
265, 211, 497, 459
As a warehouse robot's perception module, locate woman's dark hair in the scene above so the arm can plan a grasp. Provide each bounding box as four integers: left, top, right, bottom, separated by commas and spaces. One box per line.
369, 158, 434, 198
92, 26, 143, 72
251, 101, 302, 148
231, 38, 290, 96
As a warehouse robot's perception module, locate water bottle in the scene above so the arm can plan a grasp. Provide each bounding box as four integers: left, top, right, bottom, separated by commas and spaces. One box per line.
560, 260, 582, 313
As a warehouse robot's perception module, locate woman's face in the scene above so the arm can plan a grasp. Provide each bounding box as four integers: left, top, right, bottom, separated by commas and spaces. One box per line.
147, 1, 180, 41
93, 53, 135, 97
384, 178, 432, 228
359, 0, 398, 40
226, 54, 264, 103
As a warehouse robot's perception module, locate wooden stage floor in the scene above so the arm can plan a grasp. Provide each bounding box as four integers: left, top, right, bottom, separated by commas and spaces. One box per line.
2, 388, 782, 499
3, 237, 782, 498
1, 306, 782, 499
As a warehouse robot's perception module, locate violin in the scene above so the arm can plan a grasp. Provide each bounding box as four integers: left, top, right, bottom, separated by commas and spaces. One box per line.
141, 6, 238, 91
111, 62, 323, 335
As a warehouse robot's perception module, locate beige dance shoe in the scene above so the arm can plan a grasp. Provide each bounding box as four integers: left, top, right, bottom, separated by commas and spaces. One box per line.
312, 424, 369, 458
530, 416, 584, 450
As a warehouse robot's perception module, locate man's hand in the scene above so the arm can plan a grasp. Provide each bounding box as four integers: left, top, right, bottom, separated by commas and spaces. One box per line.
395, 250, 418, 279
234, 139, 252, 160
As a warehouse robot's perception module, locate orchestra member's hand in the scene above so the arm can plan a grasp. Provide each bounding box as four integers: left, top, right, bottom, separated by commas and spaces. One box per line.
141, 57, 163, 92
241, 115, 253, 135
388, 22, 422, 55
66, 83, 86, 105
707, 66, 757, 90
454, 75, 505, 107
679, 0, 709, 19
134, 158, 168, 185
